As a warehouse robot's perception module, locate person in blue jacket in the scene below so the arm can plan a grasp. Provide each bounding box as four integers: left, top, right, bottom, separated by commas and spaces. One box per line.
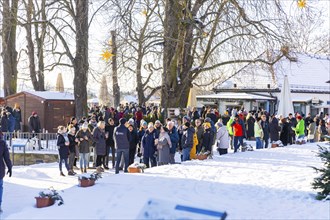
0, 131, 12, 213
167, 121, 179, 164
142, 123, 157, 168
113, 118, 130, 174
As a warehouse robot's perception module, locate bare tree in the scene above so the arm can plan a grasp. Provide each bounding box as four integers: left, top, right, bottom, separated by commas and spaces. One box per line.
108, 30, 120, 107
161, 0, 298, 108
1, 0, 19, 96
45, 0, 89, 118
20, 0, 49, 91
104, 0, 163, 105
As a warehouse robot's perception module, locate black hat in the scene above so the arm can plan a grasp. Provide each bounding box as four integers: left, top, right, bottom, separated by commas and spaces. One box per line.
119, 118, 127, 125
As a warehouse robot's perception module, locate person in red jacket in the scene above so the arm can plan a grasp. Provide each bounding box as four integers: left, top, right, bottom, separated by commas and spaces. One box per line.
231, 114, 246, 153
135, 107, 144, 129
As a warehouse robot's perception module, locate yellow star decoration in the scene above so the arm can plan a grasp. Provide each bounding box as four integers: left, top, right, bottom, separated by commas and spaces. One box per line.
141, 9, 147, 16
202, 32, 209, 38
101, 50, 114, 61
297, 0, 306, 8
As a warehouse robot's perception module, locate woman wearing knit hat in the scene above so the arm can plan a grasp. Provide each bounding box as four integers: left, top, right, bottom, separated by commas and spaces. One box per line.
181, 122, 195, 161
202, 122, 214, 154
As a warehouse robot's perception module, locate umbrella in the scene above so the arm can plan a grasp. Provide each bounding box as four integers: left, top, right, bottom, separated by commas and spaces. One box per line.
186, 86, 197, 108
277, 75, 294, 117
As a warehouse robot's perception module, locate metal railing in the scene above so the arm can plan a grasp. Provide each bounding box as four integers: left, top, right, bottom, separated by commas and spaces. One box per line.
3, 132, 58, 152
3, 132, 59, 166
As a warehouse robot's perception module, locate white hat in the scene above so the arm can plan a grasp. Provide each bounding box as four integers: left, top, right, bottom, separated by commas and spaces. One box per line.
82, 122, 89, 129
128, 118, 134, 125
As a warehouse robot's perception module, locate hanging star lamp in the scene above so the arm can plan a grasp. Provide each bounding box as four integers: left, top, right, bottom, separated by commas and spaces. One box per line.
141, 9, 147, 16
202, 32, 209, 38
101, 50, 114, 61
297, 0, 306, 8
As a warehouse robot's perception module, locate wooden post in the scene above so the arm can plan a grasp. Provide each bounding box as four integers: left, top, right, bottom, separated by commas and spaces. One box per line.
111, 30, 120, 107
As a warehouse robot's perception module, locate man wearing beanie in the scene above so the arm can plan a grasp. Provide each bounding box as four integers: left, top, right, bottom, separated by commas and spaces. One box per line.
181, 121, 195, 161
113, 118, 130, 174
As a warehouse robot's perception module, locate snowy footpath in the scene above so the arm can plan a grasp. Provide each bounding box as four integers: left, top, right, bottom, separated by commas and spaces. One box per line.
1, 142, 329, 219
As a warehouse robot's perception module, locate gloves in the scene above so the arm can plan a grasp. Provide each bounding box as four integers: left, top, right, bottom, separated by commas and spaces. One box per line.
7, 169, 12, 177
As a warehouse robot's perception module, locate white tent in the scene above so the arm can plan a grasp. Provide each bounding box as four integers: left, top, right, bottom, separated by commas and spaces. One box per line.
277, 75, 294, 117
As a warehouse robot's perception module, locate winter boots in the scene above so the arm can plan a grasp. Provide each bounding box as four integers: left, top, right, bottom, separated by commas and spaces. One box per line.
60, 172, 65, 176
68, 170, 76, 176
84, 168, 87, 173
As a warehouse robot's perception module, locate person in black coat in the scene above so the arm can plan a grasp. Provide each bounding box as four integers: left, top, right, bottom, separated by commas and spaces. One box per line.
261, 114, 270, 148
57, 126, 70, 176
128, 124, 139, 165
202, 123, 214, 153
0, 111, 8, 133
181, 122, 195, 161
288, 113, 297, 144
67, 125, 78, 175
0, 131, 12, 212
192, 107, 200, 122
28, 112, 41, 133
142, 123, 158, 168
280, 118, 290, 146
246, 113, 255, 140
93, 121, 107, 170
269, 116, 281, 142
105, 118, 116, 169
12, 104, 22, 131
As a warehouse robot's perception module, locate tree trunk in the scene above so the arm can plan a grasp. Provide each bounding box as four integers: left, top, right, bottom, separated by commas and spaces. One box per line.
2, 0, 19, 96
23, 0, 45, 91
35, 0, 46, 91
161, 0, 196, 108
111, 30, 120, 107
74, 0, 89, 118
136, 52, 145, 105
25, 0, 38, 90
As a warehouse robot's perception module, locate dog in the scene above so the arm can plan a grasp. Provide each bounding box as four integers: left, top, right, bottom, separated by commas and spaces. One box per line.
26, 136, 39, 150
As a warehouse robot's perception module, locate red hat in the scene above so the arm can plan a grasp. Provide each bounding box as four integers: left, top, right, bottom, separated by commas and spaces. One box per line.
32, 111, 37, 115
296, 115, 302, 120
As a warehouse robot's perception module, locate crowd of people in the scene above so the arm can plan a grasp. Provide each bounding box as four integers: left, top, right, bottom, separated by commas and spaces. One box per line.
55, 103, 330, 177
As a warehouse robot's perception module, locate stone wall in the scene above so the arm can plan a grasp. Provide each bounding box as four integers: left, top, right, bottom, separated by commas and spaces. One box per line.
10, 153, 59, 166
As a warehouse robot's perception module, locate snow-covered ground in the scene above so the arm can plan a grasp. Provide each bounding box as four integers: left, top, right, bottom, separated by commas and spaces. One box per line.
1, 142, 329, 219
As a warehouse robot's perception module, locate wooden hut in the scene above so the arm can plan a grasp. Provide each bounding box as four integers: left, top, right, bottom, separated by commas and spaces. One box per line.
5, 91, 75, 133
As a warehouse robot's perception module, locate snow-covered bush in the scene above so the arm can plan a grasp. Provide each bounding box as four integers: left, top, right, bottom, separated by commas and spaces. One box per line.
78, 172, 102, 181
37, 187, 64, 206
129, 162, 147, 172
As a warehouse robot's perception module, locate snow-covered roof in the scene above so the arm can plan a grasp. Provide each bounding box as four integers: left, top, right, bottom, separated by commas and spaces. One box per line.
197, 92, 275, 100
215, 53, 330, 92
25, 91, 74, 100
87, 98, 99, 104
121, 95, 137, 104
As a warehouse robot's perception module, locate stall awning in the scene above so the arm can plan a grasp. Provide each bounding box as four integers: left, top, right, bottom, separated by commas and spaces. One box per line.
197, 92, 275, 100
